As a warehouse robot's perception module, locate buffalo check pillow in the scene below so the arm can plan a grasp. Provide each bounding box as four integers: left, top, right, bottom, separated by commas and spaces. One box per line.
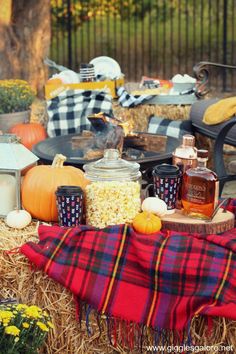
148, 115, 193, 139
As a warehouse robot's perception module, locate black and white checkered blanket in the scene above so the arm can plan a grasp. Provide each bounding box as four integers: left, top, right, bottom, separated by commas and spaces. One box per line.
148, 115, 193, 138
117, 87, 153, 107
47, 89, 113, 137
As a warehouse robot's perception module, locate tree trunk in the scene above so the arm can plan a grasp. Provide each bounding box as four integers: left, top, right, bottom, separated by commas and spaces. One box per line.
0, 0, 51, 96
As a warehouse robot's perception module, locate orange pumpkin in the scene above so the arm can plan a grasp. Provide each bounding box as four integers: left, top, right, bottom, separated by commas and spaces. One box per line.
9, 122, 47, 150
22, 154, 89, 222
132, 211, 162, 234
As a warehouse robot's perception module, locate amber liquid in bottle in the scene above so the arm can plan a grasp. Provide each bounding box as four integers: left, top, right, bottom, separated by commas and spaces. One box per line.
182, 150, 219, 220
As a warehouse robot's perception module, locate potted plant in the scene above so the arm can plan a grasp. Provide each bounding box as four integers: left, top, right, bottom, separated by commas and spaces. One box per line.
0, 80, 35, 132
0, 302, 54, 354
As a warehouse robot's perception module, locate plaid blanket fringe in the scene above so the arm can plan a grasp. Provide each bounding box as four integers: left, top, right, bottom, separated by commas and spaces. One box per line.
78, 299, 194, 351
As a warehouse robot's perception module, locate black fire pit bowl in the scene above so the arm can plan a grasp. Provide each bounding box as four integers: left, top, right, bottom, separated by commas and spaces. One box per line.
32, 133, 180, 178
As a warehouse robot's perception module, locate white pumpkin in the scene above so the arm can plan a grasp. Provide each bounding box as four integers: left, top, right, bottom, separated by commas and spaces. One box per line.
141, 197, 168, 217
6, 210, 32, 229
56, 70, 79, 84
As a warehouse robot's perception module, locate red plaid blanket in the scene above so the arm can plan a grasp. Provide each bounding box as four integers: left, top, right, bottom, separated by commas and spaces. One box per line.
21, 220, 236, 333
227, 198, 236, 221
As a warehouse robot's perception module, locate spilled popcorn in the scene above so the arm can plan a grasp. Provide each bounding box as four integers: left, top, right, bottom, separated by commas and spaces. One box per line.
85, 181, 141, 228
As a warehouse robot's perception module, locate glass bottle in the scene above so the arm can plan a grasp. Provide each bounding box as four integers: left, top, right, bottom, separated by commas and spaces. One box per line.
172, 134, 198, 173
172, 134, 198, 208
83, 149, 141, 228
181, 149, 219, 220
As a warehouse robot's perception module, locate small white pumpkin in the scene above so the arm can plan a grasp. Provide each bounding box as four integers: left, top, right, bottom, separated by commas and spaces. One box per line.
6, 210, 32, 229
57, 70, 79, 84
142, 197, 168, 217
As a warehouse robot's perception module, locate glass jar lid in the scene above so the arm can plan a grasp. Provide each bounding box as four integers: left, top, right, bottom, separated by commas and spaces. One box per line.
83, 149, 141, 181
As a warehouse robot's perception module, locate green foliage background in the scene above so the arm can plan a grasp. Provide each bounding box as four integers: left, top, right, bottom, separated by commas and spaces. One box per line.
50, 0, 236, 86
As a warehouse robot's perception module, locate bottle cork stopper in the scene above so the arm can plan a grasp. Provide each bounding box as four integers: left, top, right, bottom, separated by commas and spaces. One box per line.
197, 149, 208, 158
182, 134, 195, 147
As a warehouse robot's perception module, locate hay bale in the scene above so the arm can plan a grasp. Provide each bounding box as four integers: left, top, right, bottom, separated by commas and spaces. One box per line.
1, 221, 236, 353
30, 99, 48, 127
31, 97, 191, 133
0, 221, 135, 353
113, 102, 191, 132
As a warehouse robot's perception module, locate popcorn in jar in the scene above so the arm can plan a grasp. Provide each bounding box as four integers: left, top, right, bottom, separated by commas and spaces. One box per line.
83, 149, 142, 228
85, 181, 141, 228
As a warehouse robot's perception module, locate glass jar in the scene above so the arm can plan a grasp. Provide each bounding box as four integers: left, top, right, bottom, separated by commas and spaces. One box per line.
83, 149, 141, 228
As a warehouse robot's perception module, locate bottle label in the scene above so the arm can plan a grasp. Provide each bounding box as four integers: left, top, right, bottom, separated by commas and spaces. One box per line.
184, 183, 207, 204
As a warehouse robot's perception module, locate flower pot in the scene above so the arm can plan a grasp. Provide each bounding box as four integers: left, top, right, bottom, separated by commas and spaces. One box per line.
0, 110, 30, 133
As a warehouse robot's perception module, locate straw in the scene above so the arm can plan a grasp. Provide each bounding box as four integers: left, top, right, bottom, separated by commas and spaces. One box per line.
1, 219, 236, 353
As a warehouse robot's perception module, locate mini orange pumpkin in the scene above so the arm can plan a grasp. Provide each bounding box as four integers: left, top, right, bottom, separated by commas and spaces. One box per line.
9, 122, 47, 150
21, 154, 89, 222
132, 211, 162, 234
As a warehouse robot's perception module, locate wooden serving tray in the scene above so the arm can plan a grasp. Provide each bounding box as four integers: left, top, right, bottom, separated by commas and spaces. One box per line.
161, 209, 235, 234
145, 94, 198, 105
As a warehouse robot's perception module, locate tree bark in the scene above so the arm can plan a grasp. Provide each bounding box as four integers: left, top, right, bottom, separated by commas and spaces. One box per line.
0, 0, 51, 96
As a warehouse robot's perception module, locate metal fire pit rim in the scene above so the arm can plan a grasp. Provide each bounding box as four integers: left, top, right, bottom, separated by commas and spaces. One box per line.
32, 132, 180, 167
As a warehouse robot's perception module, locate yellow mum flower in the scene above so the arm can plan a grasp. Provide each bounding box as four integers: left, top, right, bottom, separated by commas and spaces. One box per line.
22, 322, 30, 328
5, 325, 20, 336
0, 310, 14, 320
16, 304, 28, 311
28, 305, 42, 312
24, 306, 42, 319
3, 318, 11, 325
47, 321, 54, 329
36, 321, 49, 332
